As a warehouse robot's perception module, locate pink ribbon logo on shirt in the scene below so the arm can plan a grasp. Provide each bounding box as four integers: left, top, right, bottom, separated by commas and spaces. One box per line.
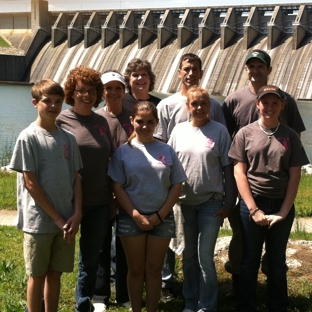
277, 137, 290, 150
205, 136, 215, 149
123, 123, 134, 136
94, 124, 107, 137
158, 154, 169, 166
63, 144, 69, 159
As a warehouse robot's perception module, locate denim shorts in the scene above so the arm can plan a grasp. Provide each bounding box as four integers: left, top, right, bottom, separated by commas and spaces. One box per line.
116, 209, 175, 238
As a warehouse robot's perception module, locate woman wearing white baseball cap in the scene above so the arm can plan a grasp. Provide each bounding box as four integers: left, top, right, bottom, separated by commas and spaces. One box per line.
94, 70, 133, 312
97, 71, 134, 151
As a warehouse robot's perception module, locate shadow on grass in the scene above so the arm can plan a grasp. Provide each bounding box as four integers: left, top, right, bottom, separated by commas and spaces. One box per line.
157, 277, 312, 312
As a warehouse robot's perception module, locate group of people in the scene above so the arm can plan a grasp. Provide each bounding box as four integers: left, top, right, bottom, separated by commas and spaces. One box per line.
9, 50, 309, 312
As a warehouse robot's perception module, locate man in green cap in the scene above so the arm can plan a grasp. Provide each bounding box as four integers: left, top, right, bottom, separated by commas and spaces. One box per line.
222, 49, 306, 299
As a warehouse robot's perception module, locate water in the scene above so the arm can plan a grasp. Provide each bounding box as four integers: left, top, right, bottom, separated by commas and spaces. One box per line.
0, 84, 34, 149
0, 84, 311, 164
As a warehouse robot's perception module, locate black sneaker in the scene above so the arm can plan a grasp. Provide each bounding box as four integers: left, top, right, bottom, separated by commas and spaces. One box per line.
160, 288, 175, 302
225, 274, 239, 300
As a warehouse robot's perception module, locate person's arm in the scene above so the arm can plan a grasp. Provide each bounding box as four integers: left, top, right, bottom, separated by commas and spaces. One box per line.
213, 163, 237, 223
148, 183, 182, 226
222, 99, 235, 137
23, 171, 68, 234
63, 171, 82, 243
210, 98, 226, 127
266, 166, 301, 228
233, 160, 269, 226
283, 94, 306, 136
154, 100, 169, 142
113, 181, 153, 231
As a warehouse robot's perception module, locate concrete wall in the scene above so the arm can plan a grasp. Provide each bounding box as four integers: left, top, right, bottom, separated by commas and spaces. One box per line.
0, 13, 31, 30
1, 4, 312, 89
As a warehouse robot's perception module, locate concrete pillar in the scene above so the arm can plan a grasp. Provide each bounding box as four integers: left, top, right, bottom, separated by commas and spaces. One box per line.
198, 9, 216, 49
84, 12, 101, 48
178, 9, 194, 49
267, 6, 283, 50
120, 11, 137, 49
51, 13, 67, 48
138, 10, 157, 49
31, 0, 48, 35
220, 8, 236, 50
292, 5, 307, 50
101, 11, 119, 49
157, 10, 176, 49
68, 13, 84, 48
243, 7, 259, 50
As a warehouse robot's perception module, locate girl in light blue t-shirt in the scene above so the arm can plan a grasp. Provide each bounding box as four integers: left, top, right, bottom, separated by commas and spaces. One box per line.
108, 101, 187, 312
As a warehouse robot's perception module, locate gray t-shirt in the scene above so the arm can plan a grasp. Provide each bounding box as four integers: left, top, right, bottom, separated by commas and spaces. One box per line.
108, 139, 187, 214
56, 108, 113, 206
168, 120, 232, 205
222, 86, 306, 137
9, 123, 83, 233
96, 106, 133, 151
154, 92, 226, 142
228, 121, 309, 198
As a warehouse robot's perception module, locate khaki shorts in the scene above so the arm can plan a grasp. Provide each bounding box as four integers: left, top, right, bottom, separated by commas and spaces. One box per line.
23, 232, 75, 276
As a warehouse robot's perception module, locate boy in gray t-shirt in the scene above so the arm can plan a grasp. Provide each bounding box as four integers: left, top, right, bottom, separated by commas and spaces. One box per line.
9, 79, 83, 312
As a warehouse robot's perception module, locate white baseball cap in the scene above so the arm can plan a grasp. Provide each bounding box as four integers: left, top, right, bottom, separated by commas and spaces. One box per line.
101, 72, 125, 86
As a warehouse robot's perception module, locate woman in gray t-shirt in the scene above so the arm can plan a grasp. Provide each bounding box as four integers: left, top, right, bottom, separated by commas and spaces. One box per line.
168, 86, 236, 312
229, 85, 309, 311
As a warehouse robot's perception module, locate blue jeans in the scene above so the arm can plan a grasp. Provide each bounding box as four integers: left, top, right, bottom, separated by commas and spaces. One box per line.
161, 248, 176, 289
94, 219, 129, 304
115, 232, 129, 303
181, 199, 222, 312
239, 195, 295, 312
93, 219, 113, 305
75, 204, 111, 312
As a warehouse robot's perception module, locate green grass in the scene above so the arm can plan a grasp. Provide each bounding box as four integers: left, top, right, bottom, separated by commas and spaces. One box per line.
0, 226, 312, 311
0, 171, 16, 210
295, 174, 312, 217
0, 36, 10, 47
0, 135, 16, 167
1, 174, 312, 215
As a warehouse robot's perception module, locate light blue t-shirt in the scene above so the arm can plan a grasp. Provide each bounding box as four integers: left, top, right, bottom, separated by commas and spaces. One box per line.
108, 138, 187, 214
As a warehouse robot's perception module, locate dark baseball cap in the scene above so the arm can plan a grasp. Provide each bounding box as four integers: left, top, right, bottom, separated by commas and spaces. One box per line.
257, 85, 286, 100
245, 51, 271, 66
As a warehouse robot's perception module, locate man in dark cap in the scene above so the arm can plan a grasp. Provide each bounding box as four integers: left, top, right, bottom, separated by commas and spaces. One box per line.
222, 49, 306, 298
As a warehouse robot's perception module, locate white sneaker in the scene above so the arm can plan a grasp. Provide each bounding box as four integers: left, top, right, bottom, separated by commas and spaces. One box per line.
93, 302, 107, 312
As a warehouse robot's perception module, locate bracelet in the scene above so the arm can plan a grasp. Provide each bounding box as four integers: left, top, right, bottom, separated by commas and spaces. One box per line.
249, 208, 260, 221
155, 211, 164, 223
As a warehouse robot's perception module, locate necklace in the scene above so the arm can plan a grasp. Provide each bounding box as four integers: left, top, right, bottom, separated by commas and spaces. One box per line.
258, 120, 280, 139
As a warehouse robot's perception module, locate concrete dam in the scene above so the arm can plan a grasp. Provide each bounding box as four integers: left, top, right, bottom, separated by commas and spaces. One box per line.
1, 1, 312, 99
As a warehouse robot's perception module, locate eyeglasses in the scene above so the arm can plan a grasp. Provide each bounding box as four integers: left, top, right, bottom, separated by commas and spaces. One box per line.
75, 88, 97, 96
